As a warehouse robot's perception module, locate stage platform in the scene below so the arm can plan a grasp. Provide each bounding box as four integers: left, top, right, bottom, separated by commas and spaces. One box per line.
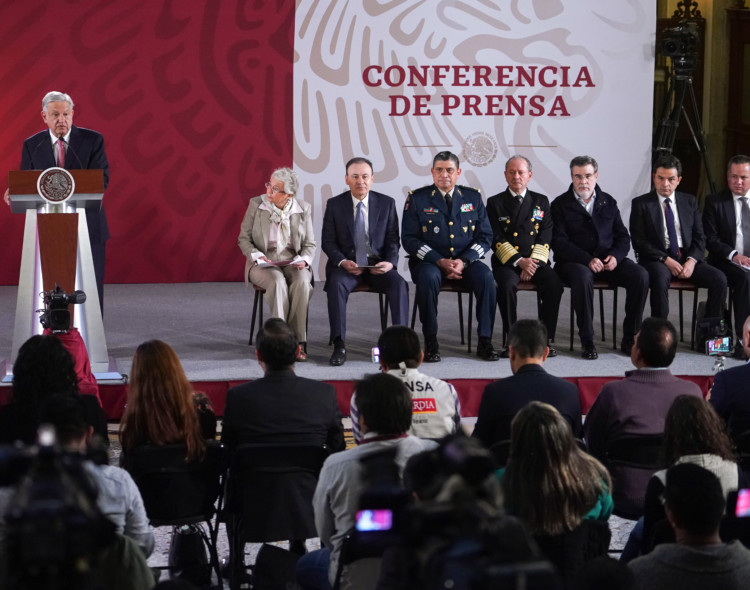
0, 282, 732, 419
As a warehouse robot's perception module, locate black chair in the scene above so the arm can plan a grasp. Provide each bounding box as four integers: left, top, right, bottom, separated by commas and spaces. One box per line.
248, 277, 316, 346
333, 532, 385, 590
499, 280, 543, 348
604, 433, 664, 520
669, 279, 700, 349
328, 282, 390, 345
411, 279, 474, 353
124, 440, 227, 584
567, 280, 618, 351
224, 443, 329, 588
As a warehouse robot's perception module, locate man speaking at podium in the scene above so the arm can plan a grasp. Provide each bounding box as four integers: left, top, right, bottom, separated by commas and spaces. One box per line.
4, 91, 110, 311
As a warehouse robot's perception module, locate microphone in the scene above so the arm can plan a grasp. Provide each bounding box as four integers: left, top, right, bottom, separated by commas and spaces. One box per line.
58, 137, 85, 169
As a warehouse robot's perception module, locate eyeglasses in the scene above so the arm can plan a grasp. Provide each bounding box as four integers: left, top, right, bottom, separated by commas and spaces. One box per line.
265, 182, 286, 194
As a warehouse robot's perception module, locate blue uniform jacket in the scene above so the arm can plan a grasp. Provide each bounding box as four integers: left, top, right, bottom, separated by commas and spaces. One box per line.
401, 184, 492, 265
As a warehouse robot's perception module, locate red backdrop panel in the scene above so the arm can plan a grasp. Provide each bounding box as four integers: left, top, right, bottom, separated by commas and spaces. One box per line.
0, 1, 294, 284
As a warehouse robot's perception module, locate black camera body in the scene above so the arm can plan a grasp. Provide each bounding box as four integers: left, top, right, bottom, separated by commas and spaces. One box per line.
37, 284, 86, 333
658, 21, 700, 74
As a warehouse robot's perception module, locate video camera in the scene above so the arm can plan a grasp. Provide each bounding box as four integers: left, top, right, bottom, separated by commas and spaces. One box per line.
0, 428, 114, 590
657, 21, 700, 74
37, 284, 86, 333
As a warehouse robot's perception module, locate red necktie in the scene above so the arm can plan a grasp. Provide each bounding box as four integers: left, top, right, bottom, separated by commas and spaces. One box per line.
56, 139, 66, 168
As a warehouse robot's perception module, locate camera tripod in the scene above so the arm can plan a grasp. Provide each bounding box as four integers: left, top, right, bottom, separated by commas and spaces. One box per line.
652, 57, 717, 195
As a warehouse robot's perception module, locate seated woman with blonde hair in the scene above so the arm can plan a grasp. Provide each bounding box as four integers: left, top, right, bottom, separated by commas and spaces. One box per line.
119, 340, 212, 466
238, 167, 315, 360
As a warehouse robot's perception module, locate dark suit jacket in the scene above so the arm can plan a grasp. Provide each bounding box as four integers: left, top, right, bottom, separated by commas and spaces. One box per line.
472, 364, 582, 448
322, 190, 400, 275
221, 369, 345, 452
551, 185, 631, 265
21, 125, 110, 244
703, 188, 739, 263
630, 190, 706, 263
487, 189, 553, 267
710, 361, 750, 440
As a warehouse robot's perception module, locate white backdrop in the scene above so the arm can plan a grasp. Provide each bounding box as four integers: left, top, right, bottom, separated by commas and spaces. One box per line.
294, 0, 656, 278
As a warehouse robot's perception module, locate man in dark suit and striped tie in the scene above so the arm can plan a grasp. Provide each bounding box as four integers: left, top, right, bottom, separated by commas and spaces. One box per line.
630, 154, 726, 327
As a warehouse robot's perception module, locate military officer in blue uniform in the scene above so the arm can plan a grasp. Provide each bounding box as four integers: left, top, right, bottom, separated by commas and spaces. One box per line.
488, 155, 563, 357
402, 151, 499, 362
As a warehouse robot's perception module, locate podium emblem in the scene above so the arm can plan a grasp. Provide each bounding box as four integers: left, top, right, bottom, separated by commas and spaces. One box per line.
37, 167, 75, 204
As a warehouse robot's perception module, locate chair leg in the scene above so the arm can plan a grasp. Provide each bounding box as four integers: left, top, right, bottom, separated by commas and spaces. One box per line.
467, 293, 473, 353
599, 288, 605, 343
678, 290, 684, 342
570, 300, 575, 352
410, 299, 418, 330
249, 290, 262, 346
691, 289, 699, 350
457, 292, 465, 345
612, 288, 618, 349
379, 293, 388, 331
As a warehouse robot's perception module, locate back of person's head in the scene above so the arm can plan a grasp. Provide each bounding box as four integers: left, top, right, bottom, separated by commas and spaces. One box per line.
256, 318, 298, 370
636, 317, 677, 367
575, 556, 638, 590
504, 402, 611, 535
664, 463, 725, 537
508, 319, 548, 358
354, 373, 412, 435
12, 335, 79, 408
121, 340, 204, 460
38, 394, 89, 447
378, 326, 422, 369
662, 395, 734, 466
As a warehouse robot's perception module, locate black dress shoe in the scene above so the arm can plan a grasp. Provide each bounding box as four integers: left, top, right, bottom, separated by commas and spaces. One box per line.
547, 345, 557, 358
499, 348, 510, 358
620, 339, 634, 356
477, 338, 500, 361
424, 338, 441, 363
581, 344, 598, 360
330, 342, 346, 366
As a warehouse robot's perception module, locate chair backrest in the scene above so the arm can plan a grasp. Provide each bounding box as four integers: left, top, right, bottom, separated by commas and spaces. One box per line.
226, 442, 329, 543
604, 433, 664, 469
125, 440, 226, 525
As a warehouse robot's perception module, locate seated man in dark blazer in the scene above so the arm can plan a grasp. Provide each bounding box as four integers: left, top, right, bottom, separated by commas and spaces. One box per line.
222, 318, 345, 453
703, 154, 750, 358
630, 154, 726, 322
710, 314, 750, 441
552, 155, 649, 359
322, 157, 409, 366
487, 155, 563, 357
4, 91, 110, 312
472, 319, 581, 449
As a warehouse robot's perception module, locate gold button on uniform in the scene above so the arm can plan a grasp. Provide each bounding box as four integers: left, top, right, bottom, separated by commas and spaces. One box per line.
513, 232, 518, 237
450, 234, 454, 238
449, 221, 454, 226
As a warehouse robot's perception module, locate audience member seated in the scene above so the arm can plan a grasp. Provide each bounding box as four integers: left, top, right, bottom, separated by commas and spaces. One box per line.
629, 463, 750, 590
622, 395, 740, 561
349, 326, 461, 443
295, 373, 437, 590
375, 435, 555, 590
583, 317, 702, 516
0, 335, 107, 447
473, 319, 581, 449
222, 318, 345, 452
119, 340, 211, 467
501, 402, 612, 585
711, 314, 750, 442
44, 326, 102, 404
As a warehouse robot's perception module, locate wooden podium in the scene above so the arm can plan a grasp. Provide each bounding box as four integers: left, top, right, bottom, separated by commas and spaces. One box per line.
6, 169, 116, 377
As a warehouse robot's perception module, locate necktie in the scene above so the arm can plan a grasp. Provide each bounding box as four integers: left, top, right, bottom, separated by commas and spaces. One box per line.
56, 139, 66, 168
741, 197, 750, 257
664, 198, 680, 258
445, 192, 452, 212
355, 201, 368, 266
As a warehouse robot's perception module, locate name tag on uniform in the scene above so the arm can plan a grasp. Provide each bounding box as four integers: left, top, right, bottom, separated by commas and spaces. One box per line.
460, 203, 474, 212
532, 207, 544, 221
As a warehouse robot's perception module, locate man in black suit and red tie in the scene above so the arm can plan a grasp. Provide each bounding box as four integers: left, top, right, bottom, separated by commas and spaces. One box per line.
4, 91, 110, 311
630, 154, 726, 324
703, 154, 750, 358
321, 157, 409, 366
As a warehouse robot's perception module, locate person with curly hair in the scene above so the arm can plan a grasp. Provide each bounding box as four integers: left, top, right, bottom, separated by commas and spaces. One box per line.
0, 335, 107, 446
119, 340, 211, 466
